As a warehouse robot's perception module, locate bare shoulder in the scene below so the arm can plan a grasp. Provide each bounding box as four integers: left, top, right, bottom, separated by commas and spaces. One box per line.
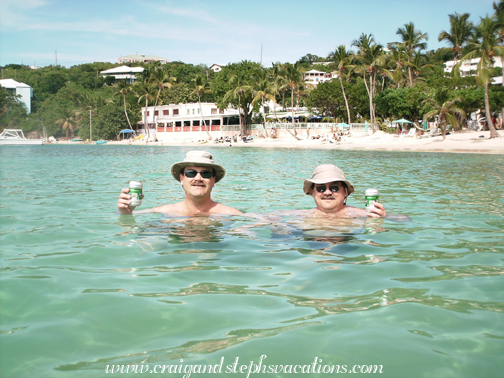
210, 203, 243, 215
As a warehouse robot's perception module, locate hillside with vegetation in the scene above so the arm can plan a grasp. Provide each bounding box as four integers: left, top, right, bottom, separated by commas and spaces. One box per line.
1, 1, 503, 139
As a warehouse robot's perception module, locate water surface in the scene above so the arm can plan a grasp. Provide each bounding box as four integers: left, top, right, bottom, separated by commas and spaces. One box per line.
1, 145, 503, 378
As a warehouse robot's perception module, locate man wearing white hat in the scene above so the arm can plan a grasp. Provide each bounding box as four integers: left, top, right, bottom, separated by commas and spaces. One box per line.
303, 164, 386, 217
117, 151, 243, 216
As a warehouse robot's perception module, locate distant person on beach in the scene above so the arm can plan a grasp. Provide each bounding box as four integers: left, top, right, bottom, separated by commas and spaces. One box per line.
301, 164, 386, 218
117, 151, 243, 216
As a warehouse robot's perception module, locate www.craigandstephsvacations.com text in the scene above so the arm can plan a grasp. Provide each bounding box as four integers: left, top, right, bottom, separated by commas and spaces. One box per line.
105, 356, 383, 376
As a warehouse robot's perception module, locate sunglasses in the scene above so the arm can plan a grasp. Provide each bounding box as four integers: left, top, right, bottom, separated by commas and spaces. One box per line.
314, 184, 342, 193
184, 169, 214, 179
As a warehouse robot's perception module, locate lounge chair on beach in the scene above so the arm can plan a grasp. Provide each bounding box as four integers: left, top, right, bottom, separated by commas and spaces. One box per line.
406, 128, 416, 137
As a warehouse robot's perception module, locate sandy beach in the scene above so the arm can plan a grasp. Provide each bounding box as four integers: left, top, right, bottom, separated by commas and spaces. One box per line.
86, 130, 504, 154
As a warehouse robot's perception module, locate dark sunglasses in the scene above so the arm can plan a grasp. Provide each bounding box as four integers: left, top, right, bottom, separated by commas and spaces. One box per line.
314, 184, 342, 193
184, 169, 214, 179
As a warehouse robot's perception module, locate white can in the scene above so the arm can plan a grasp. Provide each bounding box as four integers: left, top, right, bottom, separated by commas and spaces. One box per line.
129, 180, 143, 207
365, 188, 379, 212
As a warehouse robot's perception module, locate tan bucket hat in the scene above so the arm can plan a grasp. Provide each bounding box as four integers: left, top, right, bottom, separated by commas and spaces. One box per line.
171, 151, 226, 183
303, 164, 354, 195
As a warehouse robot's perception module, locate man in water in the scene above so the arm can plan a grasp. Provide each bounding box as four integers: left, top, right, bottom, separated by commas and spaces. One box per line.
117, 151, 243, 216
302, 164, 386, 218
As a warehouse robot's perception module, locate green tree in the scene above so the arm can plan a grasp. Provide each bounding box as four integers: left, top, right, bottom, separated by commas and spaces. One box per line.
438, 12, 475, 63
213, 61, 259, 135
54, 108, 79, 139
352, 33, 385, 131
328, 45, 354, 123
135, 81, 157, 138
251, 70, 276, 138
423, 88, 465, 140
281, 62, 305, 136
91, 102, 131, 140
493, 0, 504, 119
191, 74, 211, 138
375, 85, 428, 121
392, 23, 428, 87
0, 88, 29, 128
113, 81, 134, 129
456, 15, 504, 137
149, 67, 176, 130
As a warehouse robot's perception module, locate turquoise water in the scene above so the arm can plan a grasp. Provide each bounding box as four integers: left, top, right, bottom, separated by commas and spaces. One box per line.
1, 145, 503, 378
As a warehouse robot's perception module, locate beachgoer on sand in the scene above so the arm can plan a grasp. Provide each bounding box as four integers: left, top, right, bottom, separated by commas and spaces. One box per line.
303, 164, 386, 218
117, 151, 243, 216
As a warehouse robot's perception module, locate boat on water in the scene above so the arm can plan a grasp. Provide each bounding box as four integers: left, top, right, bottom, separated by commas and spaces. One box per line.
95, 140, 107, 144
0, 129, 43, 145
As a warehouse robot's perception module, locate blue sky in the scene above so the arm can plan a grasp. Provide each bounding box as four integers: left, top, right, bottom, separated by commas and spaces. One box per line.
0, 0, 499, 68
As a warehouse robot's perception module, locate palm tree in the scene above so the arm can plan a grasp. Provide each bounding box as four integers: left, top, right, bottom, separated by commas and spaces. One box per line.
251, 70, 276, 138
456, 16, 504, 138
114, 81, 133, 129
271, 62, 288, 110
329, 45, 353, 124
423, 88, 465, 140
281, 62, 305, 135
135, 81, 157, 138
149, 67, 176, 131
54, 108, 78, 139
493, 1, 504, 120
223, 73, 251, 136
352, 34, 385, 132
438, 13, 475, 64
191, 74, 211, 138
393, 23, 428, 87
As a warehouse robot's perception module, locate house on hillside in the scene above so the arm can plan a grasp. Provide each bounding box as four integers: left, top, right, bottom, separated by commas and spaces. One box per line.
303, 69, 337, 87
0, 79, 33, 113
118, 54, 169, 64
444, 57, 503, 84
100, 66, 145, 83
210, 64, 226, 73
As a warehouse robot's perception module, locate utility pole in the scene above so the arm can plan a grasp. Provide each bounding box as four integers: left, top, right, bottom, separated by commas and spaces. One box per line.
260, 44, 263, 66
90, 110, 92, 142
55, 50, 57, 66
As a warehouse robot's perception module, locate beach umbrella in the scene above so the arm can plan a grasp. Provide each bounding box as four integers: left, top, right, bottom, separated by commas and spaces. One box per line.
336, 122, 351, 128
365, 121, 368, 133
423, 120, 428, 130
392, 119, 413, 124
119, 129, 135, 140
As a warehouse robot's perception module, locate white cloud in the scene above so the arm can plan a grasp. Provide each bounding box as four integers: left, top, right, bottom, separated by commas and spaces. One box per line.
0, 0, 47, 28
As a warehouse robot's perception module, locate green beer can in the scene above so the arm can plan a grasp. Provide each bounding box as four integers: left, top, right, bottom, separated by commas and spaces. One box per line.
129, 180, 143, 207
365, 188, 379, 212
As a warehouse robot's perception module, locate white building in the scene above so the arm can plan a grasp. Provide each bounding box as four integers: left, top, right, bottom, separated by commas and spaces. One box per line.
140, 102, 240, 133
0, 79, 33, 114
210, 64, 226, 73
100, 66, 145, 83
118, 54, 169, 64
444, 57, 503, 81
303, 69, 337, 86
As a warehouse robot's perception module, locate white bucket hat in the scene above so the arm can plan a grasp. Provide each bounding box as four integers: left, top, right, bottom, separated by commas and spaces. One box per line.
303, 164, 354, 195
171, 151, 226, 183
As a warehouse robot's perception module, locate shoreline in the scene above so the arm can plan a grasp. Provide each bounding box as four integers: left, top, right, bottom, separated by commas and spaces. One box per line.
54, 130, 504, 155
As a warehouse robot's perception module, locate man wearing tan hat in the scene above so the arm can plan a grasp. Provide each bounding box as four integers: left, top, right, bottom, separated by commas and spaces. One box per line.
117, 151, 243, 216
303, 164, 386, 217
